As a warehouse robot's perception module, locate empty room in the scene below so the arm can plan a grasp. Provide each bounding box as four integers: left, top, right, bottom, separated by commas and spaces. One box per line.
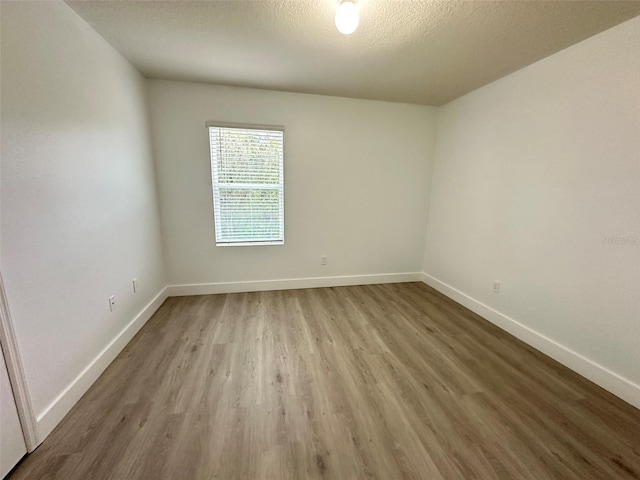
1, 0, 639, 478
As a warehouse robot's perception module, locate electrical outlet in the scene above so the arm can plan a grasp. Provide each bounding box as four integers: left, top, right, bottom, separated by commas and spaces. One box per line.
108, 295, 116, 311
493, 281, 501, 294
132, 278, 138, 293
320, 255, 328, 266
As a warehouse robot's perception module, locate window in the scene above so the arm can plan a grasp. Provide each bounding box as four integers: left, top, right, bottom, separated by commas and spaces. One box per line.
208, 123, 284, 246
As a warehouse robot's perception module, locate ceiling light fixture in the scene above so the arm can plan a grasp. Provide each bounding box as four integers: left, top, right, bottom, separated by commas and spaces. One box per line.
335, 0, 359, 35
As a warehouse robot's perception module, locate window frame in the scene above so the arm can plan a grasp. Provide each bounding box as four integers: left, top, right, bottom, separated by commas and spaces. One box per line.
206, 121, 285, 247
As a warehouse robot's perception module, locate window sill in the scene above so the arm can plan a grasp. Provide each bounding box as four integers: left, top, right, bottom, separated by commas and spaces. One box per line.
216, 241, 284, 247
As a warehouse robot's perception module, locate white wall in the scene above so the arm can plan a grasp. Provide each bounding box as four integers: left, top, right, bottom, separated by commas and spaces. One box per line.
1, 0, 166, 438
148, 80, 437, 286
423, 17, 640, 402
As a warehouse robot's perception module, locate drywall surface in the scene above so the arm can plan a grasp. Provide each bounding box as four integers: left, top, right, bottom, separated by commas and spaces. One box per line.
424, 17, 640, 388
148, 80, 436, 285
1, 1, 165, 422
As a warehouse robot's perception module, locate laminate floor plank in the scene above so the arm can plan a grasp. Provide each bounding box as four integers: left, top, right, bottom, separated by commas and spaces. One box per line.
8, 283, 640, 479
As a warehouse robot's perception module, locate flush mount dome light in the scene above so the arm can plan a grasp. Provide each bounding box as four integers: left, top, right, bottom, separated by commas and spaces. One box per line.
335, 0, 359, 35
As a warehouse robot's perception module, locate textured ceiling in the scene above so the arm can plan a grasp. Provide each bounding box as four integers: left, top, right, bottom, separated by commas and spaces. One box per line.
66, 0, 640, 106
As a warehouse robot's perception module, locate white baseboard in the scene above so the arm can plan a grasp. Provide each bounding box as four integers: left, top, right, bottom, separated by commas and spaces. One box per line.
420, 273, 640, 409
35, 288, 169, 442
166, 272, 423, 297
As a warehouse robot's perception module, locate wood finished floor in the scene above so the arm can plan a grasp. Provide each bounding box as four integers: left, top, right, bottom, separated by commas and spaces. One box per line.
8, 283, 640, 479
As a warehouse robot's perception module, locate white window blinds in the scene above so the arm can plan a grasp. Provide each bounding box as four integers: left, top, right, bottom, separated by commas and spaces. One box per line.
208, 124, 284, 246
